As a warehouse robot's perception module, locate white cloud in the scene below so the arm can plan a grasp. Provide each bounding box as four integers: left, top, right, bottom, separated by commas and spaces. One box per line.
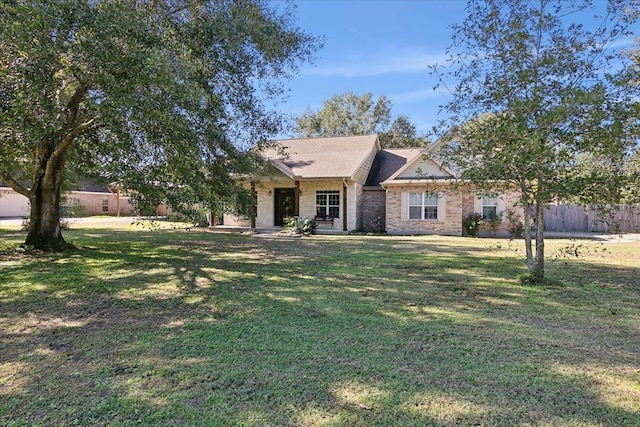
608, 36, 636, 50
390, 88, 451, 104
344, 24, 368, 38
307, 48, 449, 78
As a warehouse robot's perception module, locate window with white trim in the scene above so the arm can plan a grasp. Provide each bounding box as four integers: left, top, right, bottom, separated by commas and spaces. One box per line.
316, 190, 340, 218
102, 198, 109, 212
408, 192, 438, 220
482, 195, 498, 219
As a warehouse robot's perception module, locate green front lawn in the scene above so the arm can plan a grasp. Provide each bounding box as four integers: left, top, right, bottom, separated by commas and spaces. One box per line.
1, 226, 638, 426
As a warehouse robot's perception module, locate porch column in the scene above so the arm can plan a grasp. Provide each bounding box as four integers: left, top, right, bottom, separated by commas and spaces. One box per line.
294, 180, 300, 217
250, 181, 256, 229
343, 181, 348, 231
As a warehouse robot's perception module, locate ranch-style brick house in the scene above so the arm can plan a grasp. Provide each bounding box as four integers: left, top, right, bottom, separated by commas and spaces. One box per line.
0, 182, 135, 218
222, 134, 523, 236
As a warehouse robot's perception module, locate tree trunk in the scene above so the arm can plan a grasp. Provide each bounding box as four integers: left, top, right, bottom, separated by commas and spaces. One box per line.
24, 178, 67, 250
523, 201, 534, 269
12, 80, 94, 251
522, 196, 546, 284
530, 200, 545, 283
24, 138, 70, 251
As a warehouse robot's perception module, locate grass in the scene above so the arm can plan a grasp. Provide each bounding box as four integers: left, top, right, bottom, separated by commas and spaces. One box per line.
0, 222, 639, 426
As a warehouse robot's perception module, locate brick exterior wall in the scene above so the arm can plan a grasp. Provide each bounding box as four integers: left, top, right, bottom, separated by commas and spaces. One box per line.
362, 188, 386, 232
461, 189, 523, 237
385, 184, 463, 235
66, 191, 134, 216
385, 184, 523, 236
345, 181, 362, 231
298, 180, 343, 225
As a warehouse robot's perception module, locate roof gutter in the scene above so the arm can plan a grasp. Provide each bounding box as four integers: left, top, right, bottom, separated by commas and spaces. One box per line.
380, 178, 457, 186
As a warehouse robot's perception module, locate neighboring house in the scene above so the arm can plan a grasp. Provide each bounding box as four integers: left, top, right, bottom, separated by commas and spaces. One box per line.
223, 134, 523, 236
0, 182, 134, 218
0, 186, 30, 217
65, 182, 135, 216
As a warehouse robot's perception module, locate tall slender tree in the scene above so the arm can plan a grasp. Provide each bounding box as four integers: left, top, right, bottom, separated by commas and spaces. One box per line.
433, 0, 639, 283
0, 0, 320, 250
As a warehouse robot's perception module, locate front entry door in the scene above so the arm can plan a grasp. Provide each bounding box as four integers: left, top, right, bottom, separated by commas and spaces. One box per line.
274, 188, 296, 226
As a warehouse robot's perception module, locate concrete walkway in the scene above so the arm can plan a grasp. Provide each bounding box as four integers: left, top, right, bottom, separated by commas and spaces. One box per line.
1, 217, 638, 243
207, 225, 348, 236
207, 225, 638, 242
543, 231, 640, 243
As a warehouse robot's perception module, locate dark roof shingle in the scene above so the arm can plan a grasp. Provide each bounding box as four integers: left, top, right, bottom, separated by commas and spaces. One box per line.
365, 148, 423, 186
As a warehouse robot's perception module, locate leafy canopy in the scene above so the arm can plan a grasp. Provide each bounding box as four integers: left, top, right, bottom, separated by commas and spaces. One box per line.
295, 91, 429, 148
0, 0, 320, 219
433, 0, 639, 282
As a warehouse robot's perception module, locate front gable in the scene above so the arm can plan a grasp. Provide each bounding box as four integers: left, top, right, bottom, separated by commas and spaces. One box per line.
383, 152, 457, 184
395, 156, 455, 179
253, 162, 296, 184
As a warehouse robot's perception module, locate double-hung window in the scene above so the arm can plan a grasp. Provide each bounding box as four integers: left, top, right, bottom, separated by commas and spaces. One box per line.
482, 195, 498, 219
316, 190, 340, 218
409, 192, 438, 220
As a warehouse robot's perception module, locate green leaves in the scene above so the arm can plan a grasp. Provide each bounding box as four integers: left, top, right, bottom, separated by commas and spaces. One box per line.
296, 91, 392, 137
439, 0, 640, 198
295, 91, 429, 148
1, 0, 320, 246
433, 0, 640, 280
0, 0, 320, 248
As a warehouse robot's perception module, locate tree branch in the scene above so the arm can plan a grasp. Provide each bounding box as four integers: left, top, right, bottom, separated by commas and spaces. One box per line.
0, 171, 31, 198
61, 79, 93, 132
44, 115, 101, 183
53, 116, 101, 163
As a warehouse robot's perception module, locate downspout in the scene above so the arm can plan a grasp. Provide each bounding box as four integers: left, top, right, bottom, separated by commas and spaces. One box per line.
380, 183, 388, 233
342, 178, 348, 232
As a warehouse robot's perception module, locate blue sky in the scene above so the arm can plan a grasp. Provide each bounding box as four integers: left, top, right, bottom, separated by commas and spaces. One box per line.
276, 0, 638, 139
276, 0, 473, 138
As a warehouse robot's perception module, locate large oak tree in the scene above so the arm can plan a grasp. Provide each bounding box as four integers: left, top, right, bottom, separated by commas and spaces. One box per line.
0, 0, 319, 249
433, 0, 640, 283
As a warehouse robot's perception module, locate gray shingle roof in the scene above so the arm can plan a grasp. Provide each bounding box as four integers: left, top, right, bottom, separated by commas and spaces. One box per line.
260, 135, 380, 179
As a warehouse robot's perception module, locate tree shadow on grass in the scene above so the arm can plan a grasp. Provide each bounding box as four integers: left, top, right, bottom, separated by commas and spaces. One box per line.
1, 230, 639, 425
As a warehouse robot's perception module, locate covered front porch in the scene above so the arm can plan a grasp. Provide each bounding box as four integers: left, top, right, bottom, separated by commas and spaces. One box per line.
222, 176, 362, 233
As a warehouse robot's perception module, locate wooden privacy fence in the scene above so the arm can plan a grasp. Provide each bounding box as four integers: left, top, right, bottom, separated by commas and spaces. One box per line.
541, 204, 640, 233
